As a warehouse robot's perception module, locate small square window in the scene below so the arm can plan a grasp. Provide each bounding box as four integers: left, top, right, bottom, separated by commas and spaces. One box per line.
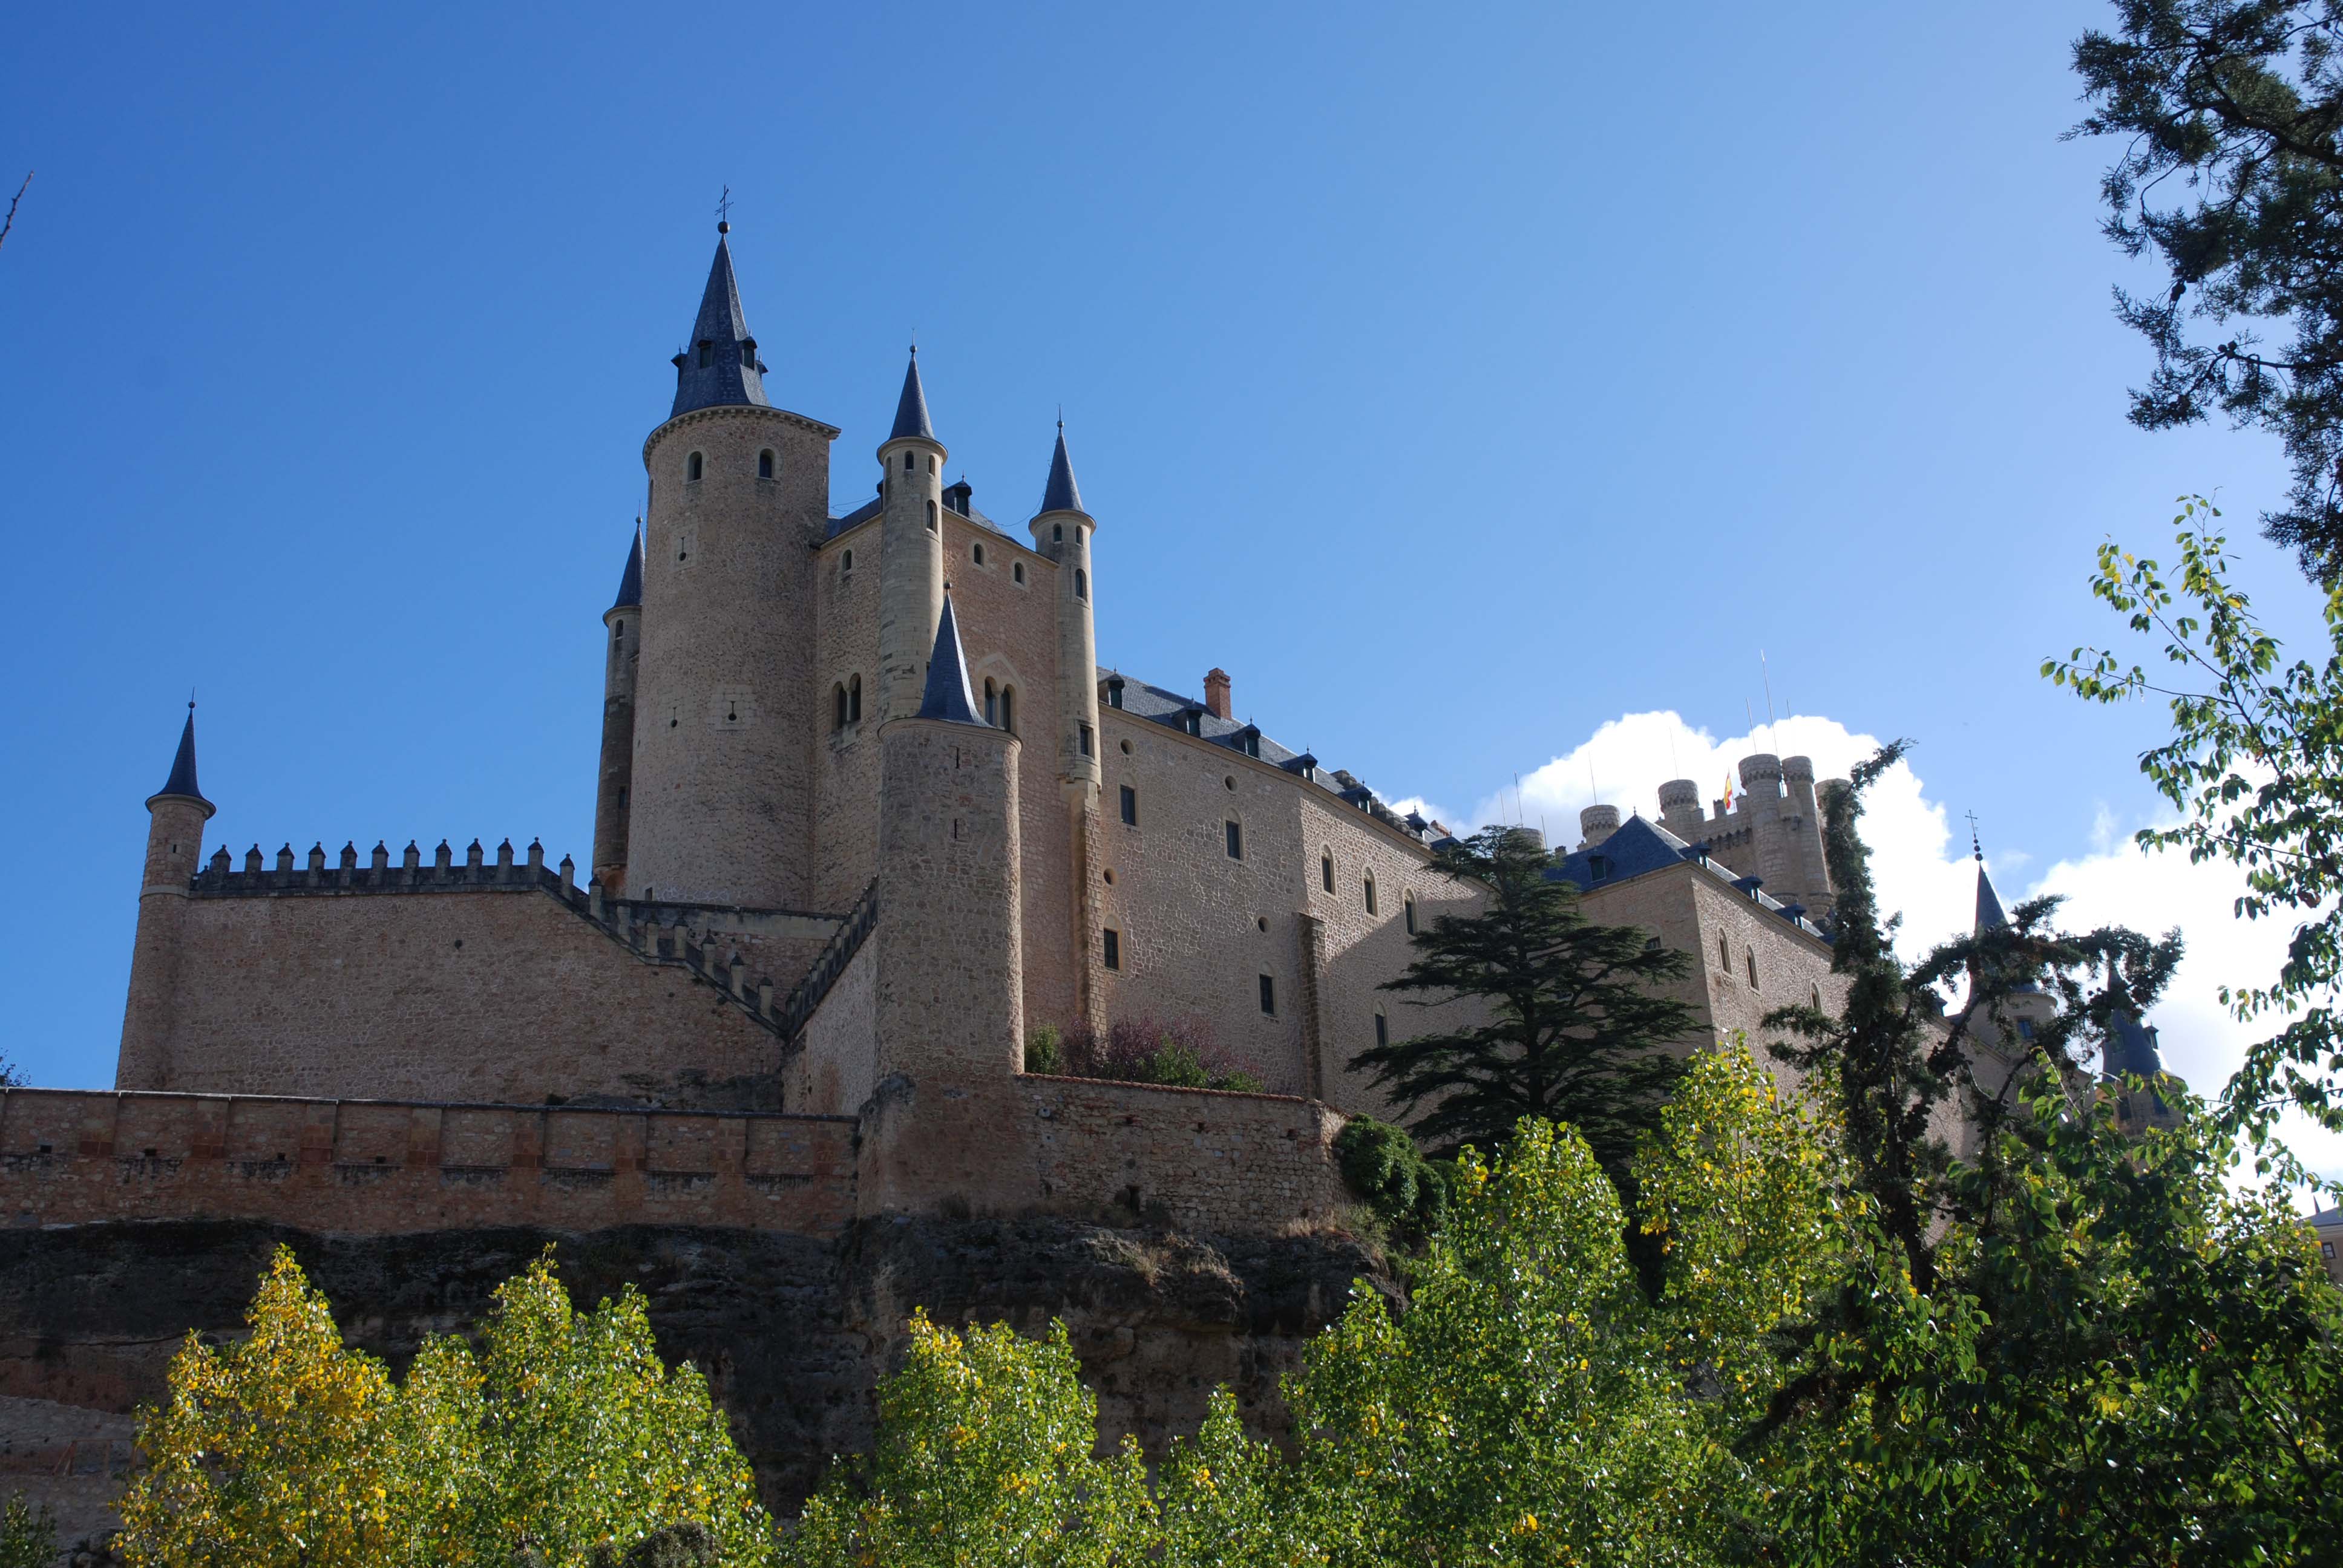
2016, 1018, 2036, 1041
1258, 973, 1276, 1015
1103, 928, 1121, 972
1225, 820, 1243, 860
1120, 785, 1138, 826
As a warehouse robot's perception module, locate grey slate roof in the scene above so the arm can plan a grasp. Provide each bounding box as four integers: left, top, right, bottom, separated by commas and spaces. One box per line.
668, 232, 770, 419
917, 596, 982, 724
611, 528, 643, 610
2103, 1013, 2169, 1082
1039, 426, 1085, 516
1975, 863, 2011, 931
154, 707, 208, 806
1550, 815, 1831, 939
889, 351, 936, 443
825, 486, 1013, 541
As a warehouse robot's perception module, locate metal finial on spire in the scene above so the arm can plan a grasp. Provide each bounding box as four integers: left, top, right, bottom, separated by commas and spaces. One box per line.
1965, 809, 1984, 863
715, 185, 733, 233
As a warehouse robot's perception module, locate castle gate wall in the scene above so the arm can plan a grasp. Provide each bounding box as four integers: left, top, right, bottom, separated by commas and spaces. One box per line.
134, 883, 785, 1106
0, 1089, 857, 1236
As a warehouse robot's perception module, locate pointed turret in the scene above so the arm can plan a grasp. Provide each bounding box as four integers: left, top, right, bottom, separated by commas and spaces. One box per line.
1038, 422, 1086, 517
916, 596, 981, 724
150, 705, 213, 815
611, 524, 643, 611
1974, 861, 2010, 932
667, 226, 770, 419
890, 348, 936, 443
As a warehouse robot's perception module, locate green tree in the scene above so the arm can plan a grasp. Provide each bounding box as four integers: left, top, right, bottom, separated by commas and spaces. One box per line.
116, 1247, 776, 1568
0, 1497, 56, 1568
2073, 1, 2343, 581
1351, 825, 1699, 1181
789, 1312, 1156, 1568
2049, 498, 2343, 1160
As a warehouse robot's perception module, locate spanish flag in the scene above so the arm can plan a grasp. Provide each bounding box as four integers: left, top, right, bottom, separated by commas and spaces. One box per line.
1723, 772, 1736, 812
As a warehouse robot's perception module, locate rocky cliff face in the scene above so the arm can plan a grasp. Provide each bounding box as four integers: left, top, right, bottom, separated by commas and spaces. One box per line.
0, 1218, 1392, 1529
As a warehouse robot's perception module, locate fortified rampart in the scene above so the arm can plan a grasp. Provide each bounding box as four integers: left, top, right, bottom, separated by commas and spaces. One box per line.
0, 1089, 859, 1235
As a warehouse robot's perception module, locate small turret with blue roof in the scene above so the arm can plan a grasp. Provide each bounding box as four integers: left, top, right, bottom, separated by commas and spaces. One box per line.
1038, 422, 1086, 519
916, 594, 983, 725
667, 223, 769, 418
890, 348, 937, 444
150, 702, 214, 817
610, 524, 643, 612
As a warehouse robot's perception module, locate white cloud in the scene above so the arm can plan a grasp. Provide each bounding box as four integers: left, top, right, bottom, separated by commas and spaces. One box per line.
1480, 710, 2343, 1188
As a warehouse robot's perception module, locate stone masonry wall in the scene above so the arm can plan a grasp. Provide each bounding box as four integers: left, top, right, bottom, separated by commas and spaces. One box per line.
0, 1089, 858, 1236
791, 937, 877, 1117
141, 883, 786, 1105
1017, 1074, 1351, 1234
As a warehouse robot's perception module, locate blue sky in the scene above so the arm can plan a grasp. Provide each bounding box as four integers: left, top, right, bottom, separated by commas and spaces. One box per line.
1, 1, 2327, 1169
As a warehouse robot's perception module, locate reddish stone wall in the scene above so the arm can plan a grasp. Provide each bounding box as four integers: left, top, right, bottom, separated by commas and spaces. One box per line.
791, 938, 876, 1116
0, 1089, 857, 1236
1016, 1074, 1348, 1234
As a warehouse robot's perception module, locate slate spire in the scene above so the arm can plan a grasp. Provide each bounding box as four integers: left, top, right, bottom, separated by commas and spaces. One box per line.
1038, 420, 1086, 516
889, 347, 936, 443
667, 225, 770, 419
151, 703, 212, 811
916, 594, 981, 724
611, 523, 643, 611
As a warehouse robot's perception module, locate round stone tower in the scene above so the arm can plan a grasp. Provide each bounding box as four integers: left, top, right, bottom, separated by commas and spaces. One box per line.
591, 525, 642, 894
1031, 425, 1105, 1030
118, 705, 213, 1091
876, 350, 946, 724
626, 226, 837, 908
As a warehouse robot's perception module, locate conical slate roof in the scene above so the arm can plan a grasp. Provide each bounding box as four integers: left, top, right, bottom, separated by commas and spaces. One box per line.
917, 595, 981, 725
889, 350, 936, 443
151, 705, 212, 812
611, 526, 643, 610
2104, 1012, 2169, 1082
1038, 423, 1085, 515
1974, 863, 2010, 932
668, 230, 770, 419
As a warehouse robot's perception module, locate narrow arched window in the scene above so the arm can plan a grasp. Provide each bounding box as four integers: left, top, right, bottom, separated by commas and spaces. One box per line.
1322, 852, 1334, 893
1364, 875, 1377, 915
685, 451, 703, 482
758, 449, 775, 479
842, 548, 854, 573
973, 542, 986, 566
1719, 934, 1730, 970
1052, 523, 1063, 544
833, 684, 848, 730
1013, 561, 1026, 585
926, 500, 937, 532
1747, 952, 1759, 988
1374, 1010, 1388, 1048
1075, 568, 1087, 601
848, 675, 862, 723
904, 450, 915, 472
1000, 685, 1016, 733
984, 679, 998, 726
1404, 895, 1417, 935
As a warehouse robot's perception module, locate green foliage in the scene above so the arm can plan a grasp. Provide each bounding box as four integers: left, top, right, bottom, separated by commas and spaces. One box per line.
2073, 2, 2343, 581
794, 1044, 1841, 1568
1023, 1025, 1064, 1075
1330, 1116, 1447, 1240
0, 1495, 55, 1568
116, 1247, 775, 1568
2046, 498, 2343, 1165
1352, 824, 1699, 1182
790, 1311, 1156, 1568
1046, 1015, 1266, 1094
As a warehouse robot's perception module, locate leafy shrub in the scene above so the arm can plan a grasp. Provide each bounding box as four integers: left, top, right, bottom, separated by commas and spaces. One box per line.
0, 1496, 54, 1568
1048, 1015, 1265, 1093
1333, 1116, 1447, 1240
1023, 1024, 1065, 1075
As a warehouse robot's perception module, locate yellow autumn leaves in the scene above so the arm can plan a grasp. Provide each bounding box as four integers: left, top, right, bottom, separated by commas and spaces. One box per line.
116, 1248, 775, 1568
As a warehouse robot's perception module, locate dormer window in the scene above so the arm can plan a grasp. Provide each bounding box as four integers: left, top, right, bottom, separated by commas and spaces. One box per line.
1589, 854, 1610, 883
1106, 678, 1124, 710
696, 341, 711, 368
1182, 710, 1202, 737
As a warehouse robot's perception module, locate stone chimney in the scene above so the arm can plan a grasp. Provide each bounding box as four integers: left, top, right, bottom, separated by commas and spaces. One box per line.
1204, 667, 1231, 720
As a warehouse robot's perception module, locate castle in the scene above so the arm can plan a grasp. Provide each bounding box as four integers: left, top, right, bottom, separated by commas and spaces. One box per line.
7, 226, 1958, 1243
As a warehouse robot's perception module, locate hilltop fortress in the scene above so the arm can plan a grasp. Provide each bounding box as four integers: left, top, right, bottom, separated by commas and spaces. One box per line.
0, 225, 1904, 1245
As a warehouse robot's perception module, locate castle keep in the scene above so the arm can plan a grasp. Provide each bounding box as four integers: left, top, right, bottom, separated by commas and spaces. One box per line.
13, 226, 1875, 1243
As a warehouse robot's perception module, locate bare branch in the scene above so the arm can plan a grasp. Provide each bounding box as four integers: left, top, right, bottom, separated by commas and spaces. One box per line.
0, 171, 30, 255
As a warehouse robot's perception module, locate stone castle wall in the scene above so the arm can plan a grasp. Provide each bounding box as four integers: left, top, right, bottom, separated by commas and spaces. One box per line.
124, 861, 833, 1108
0, 1088, 858, 1235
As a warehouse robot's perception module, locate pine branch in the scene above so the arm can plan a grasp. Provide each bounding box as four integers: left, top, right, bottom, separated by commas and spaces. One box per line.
0, 170, 28, 255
